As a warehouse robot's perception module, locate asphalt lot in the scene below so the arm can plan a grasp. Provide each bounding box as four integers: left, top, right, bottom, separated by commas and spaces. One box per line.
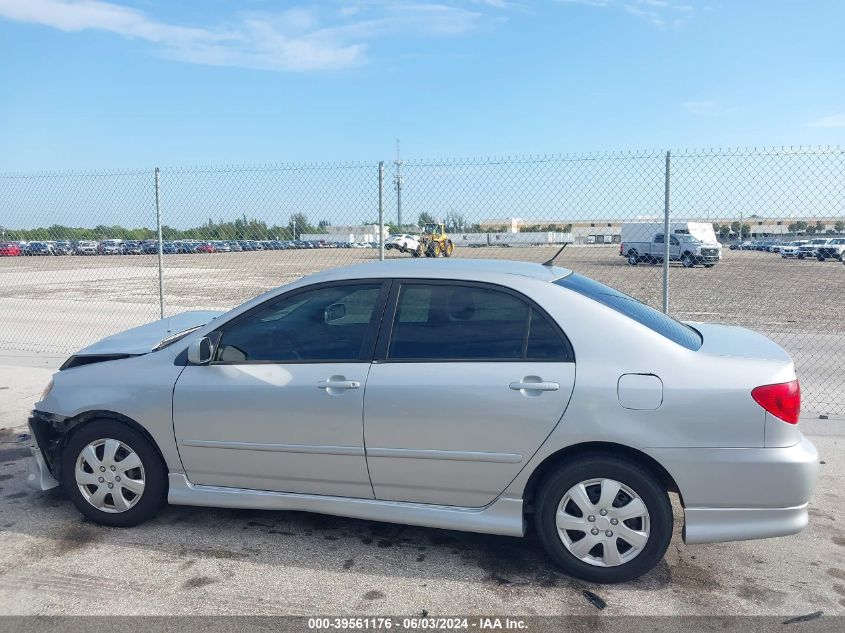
1, 246, 842, 414
0, 362, 843, 616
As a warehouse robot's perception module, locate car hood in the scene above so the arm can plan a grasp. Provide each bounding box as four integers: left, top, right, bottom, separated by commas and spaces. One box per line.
689, 322, 792, 363
75, 310, 224, 356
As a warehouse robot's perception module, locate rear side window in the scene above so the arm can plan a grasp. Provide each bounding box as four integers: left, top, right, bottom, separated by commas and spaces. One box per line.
387, 283, 573, 362
555, 274, 702, 351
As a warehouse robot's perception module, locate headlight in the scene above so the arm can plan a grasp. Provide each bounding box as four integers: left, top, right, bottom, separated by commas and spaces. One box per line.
40, 379, 54, 401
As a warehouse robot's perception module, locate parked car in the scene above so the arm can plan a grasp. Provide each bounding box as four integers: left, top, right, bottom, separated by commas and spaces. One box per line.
729, 241, 755, 251
27, 259, 818, 583
73, 240, 98, 255
796, 238, 831, 260
0, 242, 22, 256
53, 241, 75, 255
99, 240, 125, 255
123, 241, 144, 255
779, 241, 808, 259
767, 241, 784, 253
227, 241, 243, 252
26, 241, 56, 256
196, 242, 216, 253
212, 241, 232, 253
815, 238, 845, 261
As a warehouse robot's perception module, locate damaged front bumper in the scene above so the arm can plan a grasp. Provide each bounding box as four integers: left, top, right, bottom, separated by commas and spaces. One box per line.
25, 410, 67, 491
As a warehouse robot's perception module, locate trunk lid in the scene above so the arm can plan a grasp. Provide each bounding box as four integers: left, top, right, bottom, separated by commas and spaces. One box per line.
688, 322, 792, 363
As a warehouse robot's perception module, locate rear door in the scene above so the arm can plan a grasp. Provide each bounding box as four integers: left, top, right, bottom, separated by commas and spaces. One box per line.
363, 280, 576, 507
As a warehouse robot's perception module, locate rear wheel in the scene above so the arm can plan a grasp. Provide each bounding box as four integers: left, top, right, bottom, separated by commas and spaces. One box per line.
534, 455, 672, 583
62, 420, 167, 527
627, 251, 639, 265
427, 241, 442, 257
443, 240, 454, 257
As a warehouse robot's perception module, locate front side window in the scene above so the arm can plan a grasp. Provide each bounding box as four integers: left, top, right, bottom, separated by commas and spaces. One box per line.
387, 283, 572, 361
215, 283, 383, 362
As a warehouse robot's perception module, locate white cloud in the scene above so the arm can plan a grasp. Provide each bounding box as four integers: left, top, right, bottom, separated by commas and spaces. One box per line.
557, 0, 697, 27
807, 113, 845, 128
0, 0, 488, 72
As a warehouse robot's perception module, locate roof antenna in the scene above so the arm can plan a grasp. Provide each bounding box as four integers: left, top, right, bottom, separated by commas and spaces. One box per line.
542, 243, 568, 267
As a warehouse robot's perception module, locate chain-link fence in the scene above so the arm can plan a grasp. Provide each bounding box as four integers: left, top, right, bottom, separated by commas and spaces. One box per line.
1, 147, 843, 414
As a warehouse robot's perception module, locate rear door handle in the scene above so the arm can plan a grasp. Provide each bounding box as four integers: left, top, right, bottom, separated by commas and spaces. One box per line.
317, 380, 360, 390
509, 381, 560, 392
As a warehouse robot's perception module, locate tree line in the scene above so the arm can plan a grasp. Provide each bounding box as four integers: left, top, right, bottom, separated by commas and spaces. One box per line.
0, 213, 329, 242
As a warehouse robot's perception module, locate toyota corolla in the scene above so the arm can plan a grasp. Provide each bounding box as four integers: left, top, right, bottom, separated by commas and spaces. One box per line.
27, 259, 818, 583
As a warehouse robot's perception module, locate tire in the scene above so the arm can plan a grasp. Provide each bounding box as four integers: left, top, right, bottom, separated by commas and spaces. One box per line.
62, 419, 167, 527
534, 454, 672, 583
681, 253, 695, 268
798, 253, 805, 260
817, 255, 826, 262
411, 246, 422, 258
627, 251, 639, 266
704, 263, 715, 268
443, 240, 454, 257
427, 241, 442, 257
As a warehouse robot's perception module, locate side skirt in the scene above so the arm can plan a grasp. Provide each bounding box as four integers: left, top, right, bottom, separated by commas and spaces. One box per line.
167, 473, 526, 537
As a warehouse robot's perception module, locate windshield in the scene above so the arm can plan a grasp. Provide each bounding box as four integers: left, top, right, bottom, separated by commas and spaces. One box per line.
554, 274, 702, 351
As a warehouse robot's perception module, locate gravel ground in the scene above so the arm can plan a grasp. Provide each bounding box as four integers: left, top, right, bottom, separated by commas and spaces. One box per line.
1, 246, 842, 413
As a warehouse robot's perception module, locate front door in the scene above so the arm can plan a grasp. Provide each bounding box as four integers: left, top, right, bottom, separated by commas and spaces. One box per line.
173, 281, 388, 498
363, 281, 576, 507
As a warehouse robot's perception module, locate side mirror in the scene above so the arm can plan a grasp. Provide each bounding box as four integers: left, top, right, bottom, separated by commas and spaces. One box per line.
325, 303, 347, 323
187, 337, 214, 364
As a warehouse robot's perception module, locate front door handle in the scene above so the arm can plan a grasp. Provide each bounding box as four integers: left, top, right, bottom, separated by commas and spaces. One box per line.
317, 378, 361, 390
509, 380, 559, 392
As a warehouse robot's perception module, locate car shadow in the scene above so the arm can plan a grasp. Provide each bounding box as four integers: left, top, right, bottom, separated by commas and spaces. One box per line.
0, 439, 674, 596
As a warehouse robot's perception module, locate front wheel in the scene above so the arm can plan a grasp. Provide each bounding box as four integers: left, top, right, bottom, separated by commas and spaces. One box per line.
443, 240, 454, 257
681, 253, 695, 268
704, 263, 715, 268
534, 455, 672, 583
62, 419, 167, 527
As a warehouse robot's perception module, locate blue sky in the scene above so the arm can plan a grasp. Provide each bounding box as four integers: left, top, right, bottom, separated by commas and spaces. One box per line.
1, 0, 844, 171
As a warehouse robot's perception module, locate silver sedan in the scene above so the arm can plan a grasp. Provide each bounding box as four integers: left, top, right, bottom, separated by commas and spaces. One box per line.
27, 259, 818, 583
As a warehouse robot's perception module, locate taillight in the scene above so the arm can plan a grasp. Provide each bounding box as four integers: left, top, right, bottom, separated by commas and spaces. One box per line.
751, 380, 800, 424
619, 243, 624, 255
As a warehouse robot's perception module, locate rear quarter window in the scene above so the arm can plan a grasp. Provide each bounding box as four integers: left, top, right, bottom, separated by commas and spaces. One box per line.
555, 274, 702, 351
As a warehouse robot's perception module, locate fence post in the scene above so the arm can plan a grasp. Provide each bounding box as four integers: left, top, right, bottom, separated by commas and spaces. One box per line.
154, 167, 165, 319
662, 150, 671, 315
378, 161, 385, 261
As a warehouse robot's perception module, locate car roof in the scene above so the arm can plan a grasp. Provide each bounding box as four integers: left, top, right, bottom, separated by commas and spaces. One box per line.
302, 258, 572, 284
